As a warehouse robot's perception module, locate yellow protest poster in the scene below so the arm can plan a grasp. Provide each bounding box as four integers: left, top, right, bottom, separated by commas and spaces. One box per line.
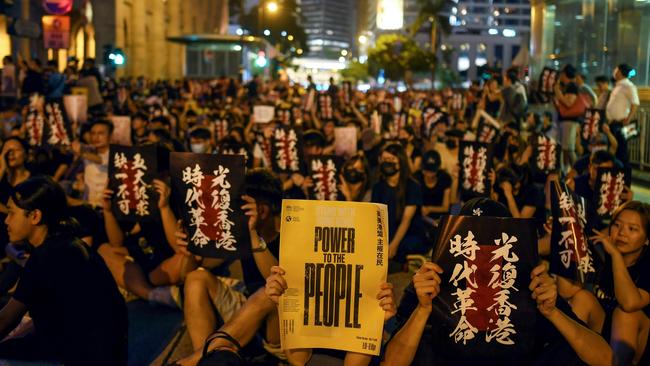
279, 199, 388, 355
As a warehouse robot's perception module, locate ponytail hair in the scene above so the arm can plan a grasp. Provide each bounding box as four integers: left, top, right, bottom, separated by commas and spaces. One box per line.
11, 176, 78, 237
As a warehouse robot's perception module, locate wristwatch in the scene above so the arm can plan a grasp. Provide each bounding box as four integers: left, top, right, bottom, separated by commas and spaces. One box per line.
252, 235, 268, 253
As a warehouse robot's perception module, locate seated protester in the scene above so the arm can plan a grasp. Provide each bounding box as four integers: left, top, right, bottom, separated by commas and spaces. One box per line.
131, 111, 150, 146
492, 166, 544, 222
434, 129, 462, 179
181, 169, 282, 351
0, 137, 32, 215
293, 129, 326, 199
0, 176, 127, 365
417, 150, 452, 221
339, 153, 372, 202
262, 266, 396, 366
71, 119, 112, 209
399, 125, 422, 173
251, 121, 276, 169
321, 119, 337, 155
98, 179, 190, 308
540, 110, 559, 142
371, 142, 426, 265
590, 201, 650, 365
188, 126, 215, 154
150, 116, 185, 152
569, 150, 631, 206
494, 121, 521, 167
148, 126, 179, 152
571, 123, 619, 179
383, 198, 592, 366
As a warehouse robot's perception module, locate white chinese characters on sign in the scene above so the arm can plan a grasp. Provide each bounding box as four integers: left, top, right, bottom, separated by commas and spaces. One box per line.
45, 103, 70, 145
462, 145, 488, 194
274, 128, 300, 172
311, 159, 338, 201
113, 152, 150, 217
557, 190, 594, 275
536, 136, 557, 171
597, 171, 625, 216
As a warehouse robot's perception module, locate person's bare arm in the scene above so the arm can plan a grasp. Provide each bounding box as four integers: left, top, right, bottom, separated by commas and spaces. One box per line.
0, 298, 28, 341
101, 189, 125, 247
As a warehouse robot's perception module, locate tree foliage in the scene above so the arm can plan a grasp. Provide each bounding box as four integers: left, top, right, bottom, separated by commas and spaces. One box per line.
340, 61, 370, 83
367, 34, 436, 82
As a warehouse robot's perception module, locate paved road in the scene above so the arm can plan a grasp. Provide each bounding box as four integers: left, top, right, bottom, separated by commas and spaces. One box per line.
633, 184, 650, 203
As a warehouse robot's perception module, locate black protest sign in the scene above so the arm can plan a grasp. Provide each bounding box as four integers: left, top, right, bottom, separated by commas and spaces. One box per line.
430, 215, 538, 362
550, 181, 595, 283
581, 109, 604, 142
477, 118, 500, 144
307, 155, 343, 201
423, 108, 448, 138
44, 102, 72, 146
24, 108, 45, 146
271, 126, 303, 174
170, 152, 249, 259
213, 118, 229, 142
108, 145, 159, 222
342, 81, 352, 105
459, 142, 493, 200
594, 168, 631, 220
318, 93, 334, 120
393, 111, 408, 138
218, 139, 253, 168
532, 134, 561, 177
538, 67, 558, 96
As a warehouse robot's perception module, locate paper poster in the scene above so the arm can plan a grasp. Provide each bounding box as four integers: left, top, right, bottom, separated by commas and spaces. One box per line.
538, 67, 558, 95
318, 93, 334, 120
621, 122, 639, 141
550, 181, 595, 283
430, 215, 538, 361
581, 109, 603, 142
532, 134, 560, 177
307, 156, 343, 201
170, 152, 250, 259
459, 142, 493, 200
108, 145, 159, 222
254, 105, 275, 123
302, 89, 315, 112
63, 94, 88, 124
594, 168, 630, 220
271, 126, 303, 174
110, 116, 132, 146
279, 199, 388, 355
334, 127, 357, 158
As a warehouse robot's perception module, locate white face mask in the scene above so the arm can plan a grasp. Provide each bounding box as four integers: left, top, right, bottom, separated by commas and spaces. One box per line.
190, 143, 208, 154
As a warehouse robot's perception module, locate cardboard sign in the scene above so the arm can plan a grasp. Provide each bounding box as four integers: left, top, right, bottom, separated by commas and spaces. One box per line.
459, 142, 493, 200
111, 116, 132, 146
550, 181, 595, 283
271, 126, 303, 174
170, 153, 249, 259
254, 105, 275, 123
594, 168, 630, 220
279, 199, 388, 355
532, 134, 561, 177
334, 127, 357, 158
307, 156, 343, 201
108, 145, 159, 222
581, 109, 603, 142
42, 15, 70, 49
430, 215, 538, 362
63, 94, 88, 124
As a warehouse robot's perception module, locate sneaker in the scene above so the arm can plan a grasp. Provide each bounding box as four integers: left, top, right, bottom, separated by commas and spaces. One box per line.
148, 285, 182, 309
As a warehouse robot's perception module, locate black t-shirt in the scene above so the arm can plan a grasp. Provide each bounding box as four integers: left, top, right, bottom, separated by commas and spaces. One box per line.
594, 250, 650, 318
240, 235, 280, 294
515, 184, 545, 227
68, 204, 107, 249
419, 170, 452, 219
12, 234, 127, 365
371, 178, 424, 241
122, 220, 176, 274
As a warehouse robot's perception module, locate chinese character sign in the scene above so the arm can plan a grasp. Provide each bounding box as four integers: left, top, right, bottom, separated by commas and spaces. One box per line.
430, 215, 538, 361
213, 119, 229, 142
25, 107, 45, 146
279, 199, 388, 355
170, 153, 249, 259
271, 126, 303, 174
532, 134, 560, 177
594, 168, 630, 219
308, 156, 343, 201
318, 93, 333, 120
477, 118, 499, 144
423, 108, 448, 138
108, 145, 159, 221
550, 182, 595, 283
538, 67, 558, 95
459, 142, 493, 200
581, 109, 603, 142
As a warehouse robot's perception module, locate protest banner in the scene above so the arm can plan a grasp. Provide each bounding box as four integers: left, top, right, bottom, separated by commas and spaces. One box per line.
430, 215, 539, 362
459, 142, 493, 200
170, 153, 249, 259
594, 167, 631, 220
271, 126, 303, 174
531, 134, 561, 178
279, 199, 388, 355
307, 156, 343, 201
108, 145, 159, 222
581, 109, 604, 142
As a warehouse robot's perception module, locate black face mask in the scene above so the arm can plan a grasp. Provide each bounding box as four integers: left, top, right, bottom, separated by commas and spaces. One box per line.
343, 168, 365, 184
446, 139, 458, 149
380, 161, 399, 177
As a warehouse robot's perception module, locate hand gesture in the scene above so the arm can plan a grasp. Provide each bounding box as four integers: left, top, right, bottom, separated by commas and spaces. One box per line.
241, 195, 258, 231
590, 228, 618, 257
500, 180, 513, 196
301, 176, 314, 195
153, 179, 171, 209
377, 282, 396, 321
265, 266, 287, 304
101, 188, 114, 213
174, 219, 194, 258
529, 263, 557, 318
413, 262, 444, 311
621, 185, 634, 202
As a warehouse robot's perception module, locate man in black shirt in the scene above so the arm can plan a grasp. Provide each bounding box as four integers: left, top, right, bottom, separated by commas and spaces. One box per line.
0, 176, 127, 365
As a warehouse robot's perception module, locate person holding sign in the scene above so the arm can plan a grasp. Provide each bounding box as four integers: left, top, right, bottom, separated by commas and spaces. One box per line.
371, 142, 425, 264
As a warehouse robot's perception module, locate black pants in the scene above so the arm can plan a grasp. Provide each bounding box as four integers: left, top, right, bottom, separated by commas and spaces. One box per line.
0, 334, 59, 363
610, 121, 632, 178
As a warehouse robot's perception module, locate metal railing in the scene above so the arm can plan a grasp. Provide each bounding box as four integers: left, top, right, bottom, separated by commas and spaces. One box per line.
629, 106, 650, 170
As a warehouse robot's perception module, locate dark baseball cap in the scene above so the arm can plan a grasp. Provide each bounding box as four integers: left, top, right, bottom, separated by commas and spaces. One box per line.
422, 150, 441, 172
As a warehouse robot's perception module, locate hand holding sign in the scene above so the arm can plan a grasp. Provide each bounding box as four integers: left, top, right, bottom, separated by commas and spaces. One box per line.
265, 266, 288, 304
413, 262, 444, 311
529, 263, 557, 318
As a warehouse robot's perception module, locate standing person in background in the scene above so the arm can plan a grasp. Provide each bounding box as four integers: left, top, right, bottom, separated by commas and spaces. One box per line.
576, 72, 598, 106
606, 63, 639, 177
595, 75, 611, 110
76, 68, 103, 115
554, 64, 581, 171
1, 56, 17, 110
21, 59, 44, 103
44, 60, 65, 104
500, 67, 527, 124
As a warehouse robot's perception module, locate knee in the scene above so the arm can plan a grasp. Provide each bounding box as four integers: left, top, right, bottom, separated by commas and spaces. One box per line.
184, 269, 213, 297
613, 306, 643, 328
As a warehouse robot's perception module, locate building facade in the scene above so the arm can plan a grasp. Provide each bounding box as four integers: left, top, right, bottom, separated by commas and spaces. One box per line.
0, 0, 228, 79
299, 0, 356, 59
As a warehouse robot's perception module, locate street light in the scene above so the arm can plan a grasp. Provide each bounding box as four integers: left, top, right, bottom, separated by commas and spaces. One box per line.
358, 35, 367, 44
287, 35, 294, 41
341, 49, 348, 56
266, 1, 278, 12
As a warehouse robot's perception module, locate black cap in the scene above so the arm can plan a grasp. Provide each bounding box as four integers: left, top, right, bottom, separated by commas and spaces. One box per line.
303, 129, 326, 147
459, 197, 512, 218
445, 128, 464, 138
422, 150, 441, 172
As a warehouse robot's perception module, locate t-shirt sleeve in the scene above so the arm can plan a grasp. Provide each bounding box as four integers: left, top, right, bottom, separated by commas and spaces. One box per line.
440, 171, 452, 190
406, 180, 423, 206
522, 185, 543, 208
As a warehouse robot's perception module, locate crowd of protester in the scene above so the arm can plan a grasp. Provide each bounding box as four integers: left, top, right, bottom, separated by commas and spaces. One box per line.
0, 55, 646, 366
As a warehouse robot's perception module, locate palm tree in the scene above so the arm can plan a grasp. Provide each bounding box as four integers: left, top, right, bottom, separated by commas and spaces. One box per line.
409, 0, 455, 87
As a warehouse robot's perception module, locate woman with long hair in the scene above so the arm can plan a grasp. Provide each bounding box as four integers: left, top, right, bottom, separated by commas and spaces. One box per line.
0, 176, 127, 365
371, 142, 426, 267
